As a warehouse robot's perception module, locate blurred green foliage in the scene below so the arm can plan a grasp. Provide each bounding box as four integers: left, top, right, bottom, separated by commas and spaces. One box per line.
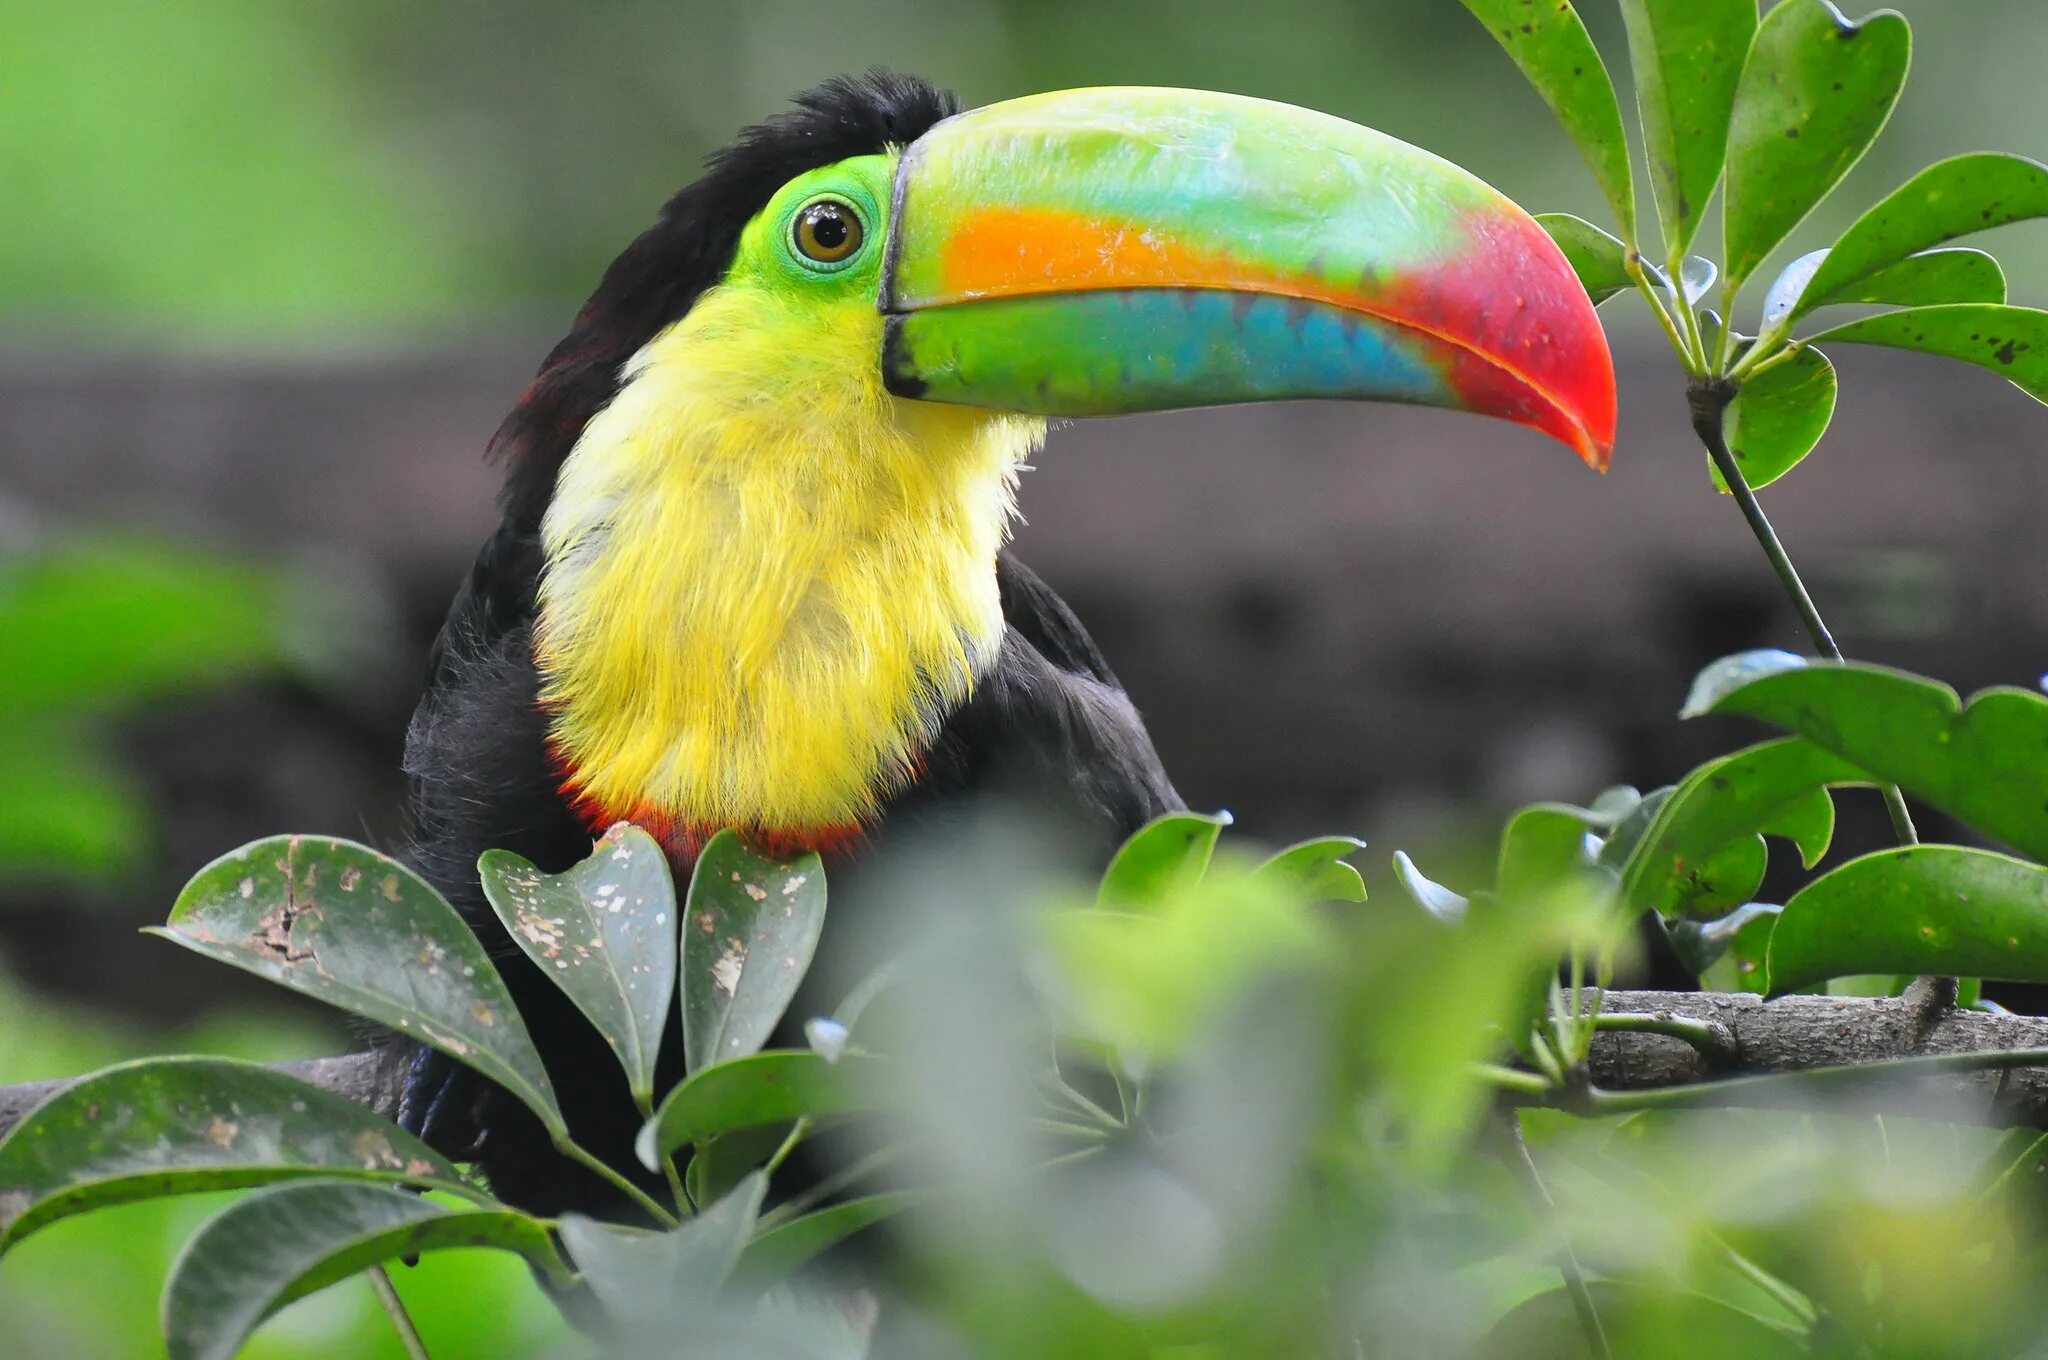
5, 0, 2042, 338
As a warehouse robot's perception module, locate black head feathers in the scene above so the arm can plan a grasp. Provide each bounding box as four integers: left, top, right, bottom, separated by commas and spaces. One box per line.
490, 71, 960, 531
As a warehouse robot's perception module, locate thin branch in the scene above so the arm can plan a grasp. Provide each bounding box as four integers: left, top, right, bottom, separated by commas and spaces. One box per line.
1686, 379, 1922, 851
1498, 1118, 1612, 1360
368, 1265, 432, 1360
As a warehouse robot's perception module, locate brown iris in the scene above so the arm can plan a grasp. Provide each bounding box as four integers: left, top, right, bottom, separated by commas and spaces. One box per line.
792, 199, 863, 264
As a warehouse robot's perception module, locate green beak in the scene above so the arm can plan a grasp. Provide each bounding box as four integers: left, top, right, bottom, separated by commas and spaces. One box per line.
878, 87, 1616, 468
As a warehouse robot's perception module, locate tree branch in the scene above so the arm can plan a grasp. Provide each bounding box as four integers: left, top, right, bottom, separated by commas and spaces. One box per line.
3, 991, 2048, 1143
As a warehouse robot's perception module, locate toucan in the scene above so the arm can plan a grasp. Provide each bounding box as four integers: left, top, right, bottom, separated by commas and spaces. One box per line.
391, 72, 1616, 1216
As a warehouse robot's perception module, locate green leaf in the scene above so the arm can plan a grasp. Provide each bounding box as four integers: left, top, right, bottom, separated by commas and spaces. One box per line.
1478, 1281, 1805, 1359
1618, 0, 1756, 255
1682, 901, 1783, 989
1795, 152, 2048, 315
1706, 662, 2048, 863
1768, 847, 2048, 994
1680, 648, 1807, 718
1622, 738, 1861, 919
1715, 347, 1838, 490
0, 1057, 473, 1254
637, 1052, 876, 1171
1458, 0, 1636, 241
681, 832, 827, 1075
1096, 811, 1231, 909
1840, 247, 2006, 308
1536, 213, 1632, 303
1597, 786, 1674, 871
1248, 836, 1366, 903
1722, 1, 1911, 288
162, 1180, 563, 1360
1496, 804, 1600, 907
684, 1124, 787, 1210
150, 835, 563, 1136
480, 823, 677, 1105
1807, 303, 2048, 404
559, 1173, 765, 1322
735, 1191, 926, 1287
1391, 851, 1469, 925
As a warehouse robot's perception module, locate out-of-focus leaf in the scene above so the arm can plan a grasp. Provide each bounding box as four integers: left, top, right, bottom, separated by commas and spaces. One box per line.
1768, 847, 2048, 994
0, 1057, 474, 1253
480, 823, 677, 1105
1249, 836, 1366, 903
735, 1191, 926, 1287
1623, 738, 1860, 918
1680, 649, 1808, 719
1536, 213, 1632, 303
637, 1053, 877, 1170
1795, 152, 2048, 315
681, 831, 825, 1075
1458, 0, 1636, 241
559, 1173, 765, 1321
151, 835, 562, 1136
0, 725, 148, 883
1618, 0, 1756, 255
1391, 851, 1469, 925
1716, 347, 1837, 490
1478, 1280, 1805, 1359
1807, 303, 2048, 404
0, 541, 279, 714
1097, 812, 1231, 910
1706, 663, 2048, 863
162, 1180, 562, 1360
1497, 804, 1601, 908
1585, 786, 1644, 828
1722, 1, 1911, 288
1690, 902, 1783, 991
1050, 875, 1326, 1058
1841, 248, 2006, 308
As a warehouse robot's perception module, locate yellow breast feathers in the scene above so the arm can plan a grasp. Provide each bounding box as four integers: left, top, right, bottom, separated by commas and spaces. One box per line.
534, 283, 1045, 839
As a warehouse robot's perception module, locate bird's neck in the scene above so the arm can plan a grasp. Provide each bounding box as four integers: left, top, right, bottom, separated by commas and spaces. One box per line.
534, 283, 1045, 849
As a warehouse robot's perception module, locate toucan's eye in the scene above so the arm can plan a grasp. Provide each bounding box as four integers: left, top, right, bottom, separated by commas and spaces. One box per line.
792, 198, 864, 266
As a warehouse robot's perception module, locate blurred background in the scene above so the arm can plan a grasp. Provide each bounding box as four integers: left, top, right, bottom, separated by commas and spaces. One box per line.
3, 0, 2045, 1353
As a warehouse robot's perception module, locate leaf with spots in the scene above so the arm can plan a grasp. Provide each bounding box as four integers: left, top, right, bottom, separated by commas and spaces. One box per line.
1767, 847, 2048, 995
1704, 662, 2048, 864
681, 831, 826, 1075
0, 1057, 479, 1255
481, 823, 678, 1106
150, 835, 563, 1138
162, 1180, 564, 1360
1714, 346, 1837, 491
1536, 213, 1631, 303
1620, 737, 1862, 920
1618, 0, 1755, 256
1793, 152, 2048, 318
1807, 303, 2048, 405
1722, 1, 1911, 289
637, 1052, 879, 1171
1458, 0, 1636, 242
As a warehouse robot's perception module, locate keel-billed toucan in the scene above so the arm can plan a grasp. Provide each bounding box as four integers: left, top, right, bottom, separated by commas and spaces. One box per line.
394, 72, 1615, 1214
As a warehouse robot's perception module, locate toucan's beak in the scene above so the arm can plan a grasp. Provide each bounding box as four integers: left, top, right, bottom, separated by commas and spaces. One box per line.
878, 87, 1616, 469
